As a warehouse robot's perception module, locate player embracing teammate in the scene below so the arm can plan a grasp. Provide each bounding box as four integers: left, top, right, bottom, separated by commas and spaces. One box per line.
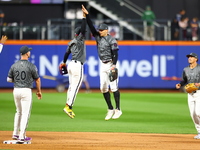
82, 5, 122, 120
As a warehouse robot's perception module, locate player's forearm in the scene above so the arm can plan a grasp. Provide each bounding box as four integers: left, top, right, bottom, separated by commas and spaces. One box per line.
80, 18, 86, 35
112, 50, 118, 65
63, 50, 70, 63
86, 14, 98, 36
35, 78, 41, 92
179, 80, 187, 86
179, 72, 187, 86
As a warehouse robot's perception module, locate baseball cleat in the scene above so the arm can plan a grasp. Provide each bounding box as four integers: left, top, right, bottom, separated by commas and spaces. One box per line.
112, 109, 122, 119
105, 109, 114, 121
17, 139, 25, 144
194, 134, 200, 139
12, 135, 19, 140
63, 106, 75, 119
17, 137, 32, 144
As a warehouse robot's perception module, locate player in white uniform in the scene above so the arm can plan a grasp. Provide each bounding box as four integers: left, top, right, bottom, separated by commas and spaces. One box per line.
82, 5, 122, 120
61, 11, 86, 119
7, 46, 42, 143
0, 35, 7, 53
176, 53, 200, 139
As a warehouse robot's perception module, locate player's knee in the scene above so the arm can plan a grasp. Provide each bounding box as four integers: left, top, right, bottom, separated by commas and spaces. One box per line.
100, 87, 108, 93
16, 111, 22, 115
111, 87, 118, 92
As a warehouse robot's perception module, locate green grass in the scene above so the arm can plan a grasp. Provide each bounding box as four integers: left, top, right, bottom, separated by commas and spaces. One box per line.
0, 91, 196, 134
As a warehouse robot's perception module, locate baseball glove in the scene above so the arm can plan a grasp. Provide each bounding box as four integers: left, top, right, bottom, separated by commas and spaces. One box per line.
59, 63, 68, 75
184, 83, 199, 93
109, 68, 118, 82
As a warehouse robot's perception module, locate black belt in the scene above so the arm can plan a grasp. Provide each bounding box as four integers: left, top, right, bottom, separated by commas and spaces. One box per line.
103, 60, 111, 64
74, 60, 83, 65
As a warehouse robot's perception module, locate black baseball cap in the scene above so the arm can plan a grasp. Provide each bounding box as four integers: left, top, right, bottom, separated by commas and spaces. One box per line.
186, 52, 198, 59
20, 46, 32, 55
98, 23, 108, 30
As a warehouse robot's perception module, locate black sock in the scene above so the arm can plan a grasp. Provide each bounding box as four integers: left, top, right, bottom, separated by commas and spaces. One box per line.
103, 92, 113, 110
113, 90, 120, 110
67, 104, 72, 109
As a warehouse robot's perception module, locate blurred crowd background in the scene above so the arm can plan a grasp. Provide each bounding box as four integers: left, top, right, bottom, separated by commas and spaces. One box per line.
0, 0, 200, 41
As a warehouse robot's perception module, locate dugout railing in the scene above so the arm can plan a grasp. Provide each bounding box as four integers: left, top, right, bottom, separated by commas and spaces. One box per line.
0, 19, 199, 41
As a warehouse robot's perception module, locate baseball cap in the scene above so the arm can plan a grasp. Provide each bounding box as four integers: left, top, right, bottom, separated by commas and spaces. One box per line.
20, 46, 32, 55
74, 27, 81, 35
98, 23, 108, 30
186, 52, 198, 59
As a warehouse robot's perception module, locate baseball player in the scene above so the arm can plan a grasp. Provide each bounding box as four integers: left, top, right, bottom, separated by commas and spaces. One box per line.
0, 35, 7, 53
60, 11, 86, 119
82, 5, 122, 120
176, 52, 200, 139
7, 46, 42, 143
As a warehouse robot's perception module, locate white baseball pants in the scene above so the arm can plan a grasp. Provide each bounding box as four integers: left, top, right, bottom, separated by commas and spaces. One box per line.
12, 88, 32, 139
188, 90, 200, 133
66, 60, 83, 106
100, 61, 119, 93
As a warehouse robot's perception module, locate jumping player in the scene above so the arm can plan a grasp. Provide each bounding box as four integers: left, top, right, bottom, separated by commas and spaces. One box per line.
82, 5, 122, 120
61, 10, 86, 119
7, 46, 42, 143
0, 35, 7, 53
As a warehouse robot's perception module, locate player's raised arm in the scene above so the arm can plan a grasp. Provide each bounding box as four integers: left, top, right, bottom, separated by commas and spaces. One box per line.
82, 5, 98, 36
80, 10, 86, 36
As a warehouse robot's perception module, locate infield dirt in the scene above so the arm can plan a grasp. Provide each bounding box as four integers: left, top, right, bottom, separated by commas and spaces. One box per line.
0, 131, 199, 150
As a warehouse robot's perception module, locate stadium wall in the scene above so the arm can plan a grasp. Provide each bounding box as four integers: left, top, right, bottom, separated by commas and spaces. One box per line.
1, 40, 200, 89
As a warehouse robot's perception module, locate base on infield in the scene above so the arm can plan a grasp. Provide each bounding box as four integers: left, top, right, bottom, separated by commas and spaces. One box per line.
3, 140, 31, 144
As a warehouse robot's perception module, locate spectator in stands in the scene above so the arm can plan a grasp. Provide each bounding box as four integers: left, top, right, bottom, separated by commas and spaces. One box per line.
190, 17, 199, 41
141, 5, 156, 41
178, 16, 189, 40
171, 9, 187, 40
176, 9, 186, 22
171, 18, 179, 40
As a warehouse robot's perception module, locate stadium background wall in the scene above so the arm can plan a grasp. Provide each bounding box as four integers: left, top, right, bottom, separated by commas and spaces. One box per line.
1, 40, 199, 89
1, 0, 200, 25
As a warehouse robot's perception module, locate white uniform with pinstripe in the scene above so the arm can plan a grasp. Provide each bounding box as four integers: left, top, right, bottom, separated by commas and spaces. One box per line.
67, 60, 84, 106
62, 18, 86, 107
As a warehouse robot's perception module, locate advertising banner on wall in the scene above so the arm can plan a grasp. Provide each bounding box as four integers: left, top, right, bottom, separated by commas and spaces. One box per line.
1, 41, 200, 89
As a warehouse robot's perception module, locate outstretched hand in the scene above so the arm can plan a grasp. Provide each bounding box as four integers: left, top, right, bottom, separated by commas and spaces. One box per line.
1, 35, 7, 44
82, 5, 89, 15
